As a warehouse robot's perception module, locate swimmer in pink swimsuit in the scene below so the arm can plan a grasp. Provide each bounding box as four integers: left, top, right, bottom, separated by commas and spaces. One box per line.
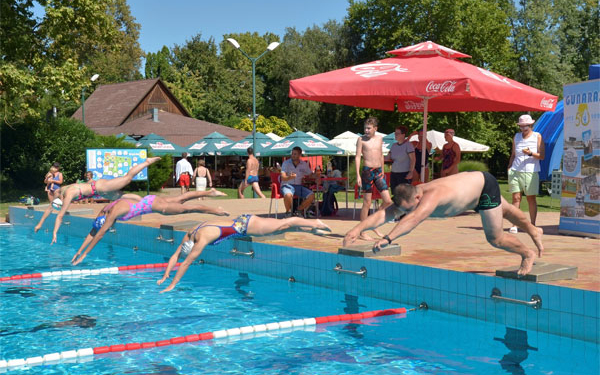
158, 214, 333, 293
71, 189, 229, 265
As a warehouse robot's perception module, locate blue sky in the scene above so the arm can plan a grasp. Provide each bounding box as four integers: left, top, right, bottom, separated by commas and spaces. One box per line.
130, 0, 350, 53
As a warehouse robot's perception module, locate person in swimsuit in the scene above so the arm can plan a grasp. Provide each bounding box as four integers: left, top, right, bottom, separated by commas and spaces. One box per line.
192, 159, 212, 193
238, 147, 266, 199
70, 189, 229, 265
440, 129, 461, 177
344, 172, 544, 277
34, 163, 64, 233
157, 214, 332, 292
410, 130, 433, 184
48, 156, 161, 244
355, 117, 392, 240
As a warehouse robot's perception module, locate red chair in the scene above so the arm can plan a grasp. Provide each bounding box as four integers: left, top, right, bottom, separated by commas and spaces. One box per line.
269, 172, 283, 218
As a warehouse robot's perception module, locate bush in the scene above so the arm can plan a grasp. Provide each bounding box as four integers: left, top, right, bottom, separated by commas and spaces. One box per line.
458, 160, 489, 172
1, 116, 174, 199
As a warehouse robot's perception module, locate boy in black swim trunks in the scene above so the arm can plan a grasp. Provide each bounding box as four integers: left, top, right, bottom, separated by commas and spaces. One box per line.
344, 171, 544, 277
355, 117, 392, 240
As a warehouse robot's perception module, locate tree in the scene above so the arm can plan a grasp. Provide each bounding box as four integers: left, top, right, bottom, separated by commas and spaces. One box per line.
234, 115, 293, 137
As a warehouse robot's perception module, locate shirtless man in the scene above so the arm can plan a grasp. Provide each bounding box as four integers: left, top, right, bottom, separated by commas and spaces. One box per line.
343, 172, 544, 276
238, 147, 265, 199
355, 117, 392, 239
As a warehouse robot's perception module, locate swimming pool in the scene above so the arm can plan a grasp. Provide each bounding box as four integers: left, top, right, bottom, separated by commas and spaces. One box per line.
3, 209, 600, 374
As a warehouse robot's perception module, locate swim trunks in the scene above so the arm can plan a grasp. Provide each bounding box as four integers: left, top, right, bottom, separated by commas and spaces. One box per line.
179, 173, 190, 187
361, 166, 388, 193
474, 172, 502, 212
246, 175, 259, 184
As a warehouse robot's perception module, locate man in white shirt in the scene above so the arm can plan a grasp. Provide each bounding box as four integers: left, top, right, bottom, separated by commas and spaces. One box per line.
507, 114, 545, 232
176, 153, 194, 195
281, 147, 317, 217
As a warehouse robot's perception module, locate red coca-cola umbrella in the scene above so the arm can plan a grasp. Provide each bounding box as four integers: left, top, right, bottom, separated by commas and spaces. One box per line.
289, 41, 558, 181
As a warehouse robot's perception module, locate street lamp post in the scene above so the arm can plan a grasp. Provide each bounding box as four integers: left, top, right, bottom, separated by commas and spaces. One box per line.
227, 39, 280, 151
81, 74, 99, 125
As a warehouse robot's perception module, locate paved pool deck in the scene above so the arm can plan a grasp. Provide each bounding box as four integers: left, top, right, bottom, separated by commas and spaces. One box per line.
18, 189, 600, 292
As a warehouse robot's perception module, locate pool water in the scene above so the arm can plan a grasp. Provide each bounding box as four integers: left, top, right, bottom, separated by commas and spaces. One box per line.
1, 226, 598, 374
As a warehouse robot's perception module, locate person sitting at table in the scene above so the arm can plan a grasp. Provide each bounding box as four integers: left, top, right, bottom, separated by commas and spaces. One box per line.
281, 146, 318, 218
323, 160, 345, 193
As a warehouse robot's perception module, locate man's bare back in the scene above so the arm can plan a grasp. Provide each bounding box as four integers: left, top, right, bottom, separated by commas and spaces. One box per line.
246, 155, 259, 177
416, 172, 485, 217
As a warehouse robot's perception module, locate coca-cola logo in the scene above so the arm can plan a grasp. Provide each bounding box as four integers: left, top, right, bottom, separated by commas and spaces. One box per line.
425, 80, 456, 93
403, 100, 424, 110
351, 61, 409, 78
540, 97, 556, 109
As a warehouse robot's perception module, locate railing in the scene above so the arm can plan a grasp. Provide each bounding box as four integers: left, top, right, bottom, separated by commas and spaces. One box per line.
156, 235, 174, 244
490, 287, 542, 309
333, 263, 367, 278
230, 248, 254, 258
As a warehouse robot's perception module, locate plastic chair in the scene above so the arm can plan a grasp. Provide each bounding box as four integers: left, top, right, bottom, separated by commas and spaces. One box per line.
269, 172, 283, 218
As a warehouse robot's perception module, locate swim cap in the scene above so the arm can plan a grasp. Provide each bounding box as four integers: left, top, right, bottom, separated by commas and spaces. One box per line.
92, 215, 106, 230
51, 198, 63, 210
181, 240, 194, 256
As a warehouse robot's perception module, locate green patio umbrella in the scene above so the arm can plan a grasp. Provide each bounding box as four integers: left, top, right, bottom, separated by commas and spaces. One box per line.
135, 133, 187, 156
187, 132, 234, 156
262, 131, 344, 157
115, 132, 137, 144
218, 132, 275, 156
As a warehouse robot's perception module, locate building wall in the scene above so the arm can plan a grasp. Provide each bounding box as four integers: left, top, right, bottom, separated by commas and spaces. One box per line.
126, 84, 185, 122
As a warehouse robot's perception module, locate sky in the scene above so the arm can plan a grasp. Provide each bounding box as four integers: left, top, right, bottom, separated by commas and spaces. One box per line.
127, 0, 350, 53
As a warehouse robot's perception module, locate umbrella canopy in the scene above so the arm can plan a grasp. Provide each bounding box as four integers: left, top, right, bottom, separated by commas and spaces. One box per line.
219, 132, 275, 156
187, 132, 233, 156
290, 41, 558, 113
306, 131, 330, 141
135, 133, 188, 156
383, 131, 490, 152
289, 41, 558, 180
115, 132, 137, 143
262, 131, 345, 156
265, 132, 283, 142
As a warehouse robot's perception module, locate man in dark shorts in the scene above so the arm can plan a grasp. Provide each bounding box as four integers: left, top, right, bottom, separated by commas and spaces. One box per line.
344, 171, 544, 276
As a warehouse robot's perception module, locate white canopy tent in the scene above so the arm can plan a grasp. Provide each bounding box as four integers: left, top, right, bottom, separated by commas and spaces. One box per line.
407, 130, 490, 152
265, 132, 283, 142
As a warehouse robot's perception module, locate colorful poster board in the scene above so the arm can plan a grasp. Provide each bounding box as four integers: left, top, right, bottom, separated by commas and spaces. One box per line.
86, 148, 148, 181
559, 80, 600, 237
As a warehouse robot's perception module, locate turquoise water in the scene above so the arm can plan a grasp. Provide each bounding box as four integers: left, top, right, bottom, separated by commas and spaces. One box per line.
1, 226, 598, 374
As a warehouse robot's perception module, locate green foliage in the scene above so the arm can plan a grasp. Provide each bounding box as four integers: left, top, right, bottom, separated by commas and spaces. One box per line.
0, 116, 173, 195
458, 160, 489, 173
234, 115, 293, 137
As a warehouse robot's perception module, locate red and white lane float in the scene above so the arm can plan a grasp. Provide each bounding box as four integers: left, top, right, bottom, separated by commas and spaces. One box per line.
0, 307, 408, 370
0, 263, 180, 283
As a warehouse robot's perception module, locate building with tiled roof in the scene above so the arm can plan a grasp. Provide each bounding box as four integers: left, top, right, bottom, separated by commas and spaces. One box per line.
72, 79, 249, 145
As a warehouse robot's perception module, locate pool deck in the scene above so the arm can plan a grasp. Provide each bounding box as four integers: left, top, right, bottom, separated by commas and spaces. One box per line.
16, 190, 600, 292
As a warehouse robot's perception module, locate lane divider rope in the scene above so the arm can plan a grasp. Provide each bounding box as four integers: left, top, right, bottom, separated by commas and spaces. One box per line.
0, 263, 181, 282
0, 307, 407, 370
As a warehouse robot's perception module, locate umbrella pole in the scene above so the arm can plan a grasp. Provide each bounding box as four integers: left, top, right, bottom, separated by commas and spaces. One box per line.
421, 98, 430, 183
346, 153, 350, 209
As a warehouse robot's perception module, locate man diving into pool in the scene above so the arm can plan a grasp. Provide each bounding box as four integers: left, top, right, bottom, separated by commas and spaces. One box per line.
71, 189, 229, 265
343, 172, 544, 276
157, 215, 332, 293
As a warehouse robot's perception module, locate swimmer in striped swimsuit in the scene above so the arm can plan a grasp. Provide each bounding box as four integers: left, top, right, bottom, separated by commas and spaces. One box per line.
71, 189, 229, 265
158, 215, 333, 293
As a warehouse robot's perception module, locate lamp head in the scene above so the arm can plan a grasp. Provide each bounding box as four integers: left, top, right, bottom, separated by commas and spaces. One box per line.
90, 74, 99, 82
227, 38, 240, 49
267, 42, 280, 51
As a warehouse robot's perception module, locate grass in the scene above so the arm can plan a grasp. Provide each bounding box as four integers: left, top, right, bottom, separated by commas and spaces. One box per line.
1, 179, 560, 220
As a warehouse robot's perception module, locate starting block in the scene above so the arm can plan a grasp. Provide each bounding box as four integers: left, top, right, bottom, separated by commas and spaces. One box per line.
496, 262, 578, 282
338, 242, 401, 257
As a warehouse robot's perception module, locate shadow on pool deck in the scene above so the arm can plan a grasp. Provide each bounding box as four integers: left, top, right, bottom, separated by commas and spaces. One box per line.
21, 189, 600, 292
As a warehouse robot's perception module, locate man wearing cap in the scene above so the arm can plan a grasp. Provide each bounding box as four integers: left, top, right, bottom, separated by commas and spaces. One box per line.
507, 114, 545, 232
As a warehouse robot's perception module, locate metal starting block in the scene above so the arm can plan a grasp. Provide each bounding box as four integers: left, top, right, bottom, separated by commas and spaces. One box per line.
338, 242, 401, 257
496, 262, 578, 282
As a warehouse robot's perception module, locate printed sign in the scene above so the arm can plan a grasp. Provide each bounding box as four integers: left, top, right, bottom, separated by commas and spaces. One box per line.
271, 140, 294, 150
559, 79, 600, 236
86, 149, 148, 181
149, 142, 175, 150
189, 142, 207, 150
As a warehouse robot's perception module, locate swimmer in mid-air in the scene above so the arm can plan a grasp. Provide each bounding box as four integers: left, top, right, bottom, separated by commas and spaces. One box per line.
48, 156, 162, 243
157, 214, 332, 293
343, 172, 544, 276
71, 189, 229, 265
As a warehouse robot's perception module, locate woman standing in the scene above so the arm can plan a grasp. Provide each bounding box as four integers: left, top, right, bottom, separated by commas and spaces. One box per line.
192, 159, 212, 192
410, 130, 433, 184
440, 129, 461, 177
